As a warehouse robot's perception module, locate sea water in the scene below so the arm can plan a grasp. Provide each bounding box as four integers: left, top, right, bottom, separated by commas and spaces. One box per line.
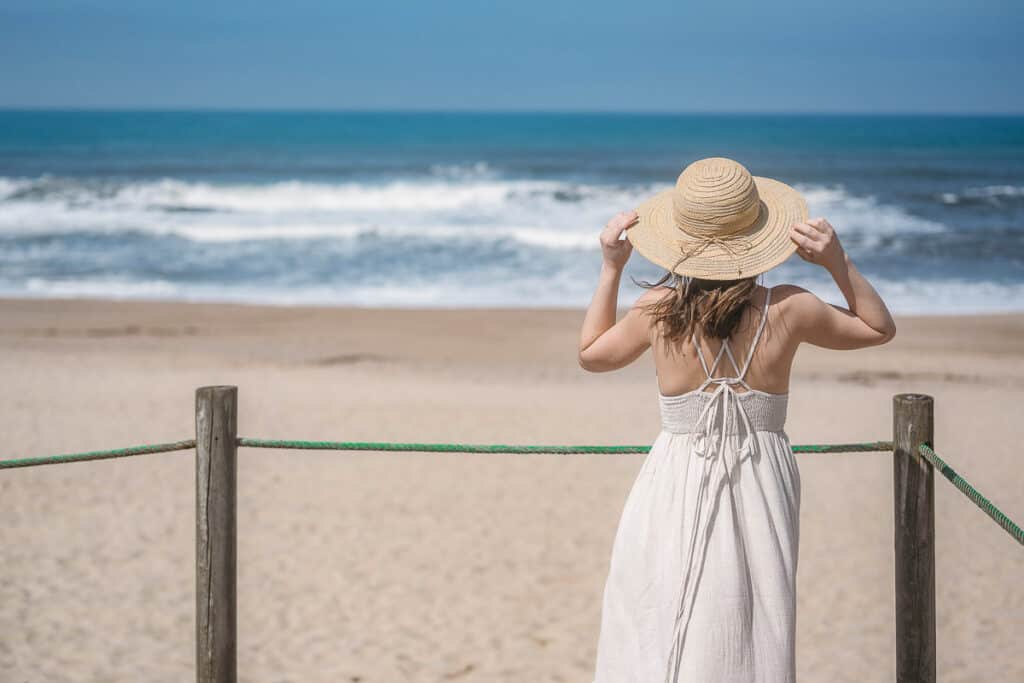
1, 111, 1021, 313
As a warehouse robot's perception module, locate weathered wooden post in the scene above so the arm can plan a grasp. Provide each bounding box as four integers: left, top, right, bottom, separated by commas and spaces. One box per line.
195, 386, 238, 683
893, 393, 936, 683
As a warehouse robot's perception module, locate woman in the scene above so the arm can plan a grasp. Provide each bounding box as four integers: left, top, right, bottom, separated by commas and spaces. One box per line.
579, 158, 896, 682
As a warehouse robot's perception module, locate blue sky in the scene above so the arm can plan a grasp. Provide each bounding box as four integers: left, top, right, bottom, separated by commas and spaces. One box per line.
1, 0, 1021, 113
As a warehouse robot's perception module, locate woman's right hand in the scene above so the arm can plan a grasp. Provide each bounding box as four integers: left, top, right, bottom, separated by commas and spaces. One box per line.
790, 217, 847, 273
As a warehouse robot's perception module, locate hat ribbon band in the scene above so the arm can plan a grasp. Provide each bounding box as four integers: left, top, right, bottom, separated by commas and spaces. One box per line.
674, 233, 754, 268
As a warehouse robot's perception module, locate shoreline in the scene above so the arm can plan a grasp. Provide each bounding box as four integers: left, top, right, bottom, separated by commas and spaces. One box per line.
3, 291, 1024, 317
5, 292, 1024, 317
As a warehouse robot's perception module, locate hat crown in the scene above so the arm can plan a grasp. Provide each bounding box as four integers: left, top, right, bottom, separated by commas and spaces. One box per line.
672, 157, 762, 238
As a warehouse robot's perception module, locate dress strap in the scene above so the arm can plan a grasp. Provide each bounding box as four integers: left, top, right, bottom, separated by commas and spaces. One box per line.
692, 286, 772, 388
691, 332, 731, 381
738, 287, 772, 380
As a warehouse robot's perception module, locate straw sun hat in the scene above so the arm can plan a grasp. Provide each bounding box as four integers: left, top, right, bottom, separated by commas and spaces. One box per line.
627, 157, 808, 280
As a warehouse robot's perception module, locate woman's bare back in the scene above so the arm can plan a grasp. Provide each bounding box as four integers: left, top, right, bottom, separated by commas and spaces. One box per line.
650, 284, 799, 398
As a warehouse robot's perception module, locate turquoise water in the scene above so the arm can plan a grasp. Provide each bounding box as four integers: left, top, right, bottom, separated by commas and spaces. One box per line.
1, 111, 1022, 311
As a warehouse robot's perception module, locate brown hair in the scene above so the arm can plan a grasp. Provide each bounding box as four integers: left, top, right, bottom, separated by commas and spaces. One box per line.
639, 272, 758, 345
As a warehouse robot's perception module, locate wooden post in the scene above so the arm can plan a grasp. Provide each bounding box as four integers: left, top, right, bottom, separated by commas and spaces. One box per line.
195, 386, 238, 683
893, 393, 935, 683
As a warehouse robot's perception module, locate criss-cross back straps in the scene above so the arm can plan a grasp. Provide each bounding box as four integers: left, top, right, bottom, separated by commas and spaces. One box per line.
692, 287, 773, 386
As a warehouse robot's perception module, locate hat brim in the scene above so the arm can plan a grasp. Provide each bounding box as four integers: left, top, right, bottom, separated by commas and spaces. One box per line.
627, 176, 808, 280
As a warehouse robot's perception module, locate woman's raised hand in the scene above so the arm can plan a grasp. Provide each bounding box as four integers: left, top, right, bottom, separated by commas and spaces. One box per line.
789, 217, 847, 273
786, 216, 896, 347
600, 210, 639, 270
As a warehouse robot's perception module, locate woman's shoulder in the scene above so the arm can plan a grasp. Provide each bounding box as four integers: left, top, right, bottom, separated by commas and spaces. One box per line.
767, 283, 821, 308
766, 283, 832, 331
635, 285, 674, 306
630, 286, 675, 332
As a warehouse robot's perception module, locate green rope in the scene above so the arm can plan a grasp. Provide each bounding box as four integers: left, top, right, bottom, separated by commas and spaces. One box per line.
236, 438, 894, 455
4, 439, 1019, 547
5, 438, 1019, 548
238, 439, 650, 454
0, 440, 196, 470
792, 441, 892, 454
918, 444, 1024, 547
0, 438, 893, 469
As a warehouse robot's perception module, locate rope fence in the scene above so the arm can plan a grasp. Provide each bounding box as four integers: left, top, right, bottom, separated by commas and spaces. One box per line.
0, 439, 197, 469
0, 435, 1017, 548
236, 438, 896, 454
0, 438, 893, 469
918, 444, 1024, 547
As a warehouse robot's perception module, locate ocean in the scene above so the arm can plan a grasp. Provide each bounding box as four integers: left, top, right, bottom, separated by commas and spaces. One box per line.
1, 111, 1022, 313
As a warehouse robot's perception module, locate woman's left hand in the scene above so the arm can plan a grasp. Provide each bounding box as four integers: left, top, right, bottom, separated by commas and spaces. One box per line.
600, 211, 638, 270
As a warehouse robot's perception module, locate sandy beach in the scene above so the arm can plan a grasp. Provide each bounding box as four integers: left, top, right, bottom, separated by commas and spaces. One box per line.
0, 297, 1021, 683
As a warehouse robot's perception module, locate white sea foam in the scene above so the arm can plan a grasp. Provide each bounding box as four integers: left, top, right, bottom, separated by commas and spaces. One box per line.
1, 174, 1018, 314
0, 176, 945, 250
0, 175, 658, 251
429, 161, 494, 179
939, 185, 1024, 205
22, 277, 182, 299
796, 184, 946, 246
2, 174, 589, 212
0, 177, 33, 200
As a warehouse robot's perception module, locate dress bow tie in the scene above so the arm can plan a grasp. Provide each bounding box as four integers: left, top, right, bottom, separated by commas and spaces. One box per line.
689, 379, 756, 477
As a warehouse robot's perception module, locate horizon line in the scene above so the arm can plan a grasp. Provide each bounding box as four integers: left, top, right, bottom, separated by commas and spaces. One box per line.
1, 106, 1022, 118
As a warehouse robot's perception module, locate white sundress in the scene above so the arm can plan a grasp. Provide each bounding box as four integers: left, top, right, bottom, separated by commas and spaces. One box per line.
593, 288, 801, 682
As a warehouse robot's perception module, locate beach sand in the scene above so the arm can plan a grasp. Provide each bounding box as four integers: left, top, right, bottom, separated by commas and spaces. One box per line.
0, 297, 1021, 683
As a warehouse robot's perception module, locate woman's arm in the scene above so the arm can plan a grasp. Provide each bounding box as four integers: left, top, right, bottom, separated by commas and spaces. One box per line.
786, 217, 897, 349
578, 211, 653, 372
